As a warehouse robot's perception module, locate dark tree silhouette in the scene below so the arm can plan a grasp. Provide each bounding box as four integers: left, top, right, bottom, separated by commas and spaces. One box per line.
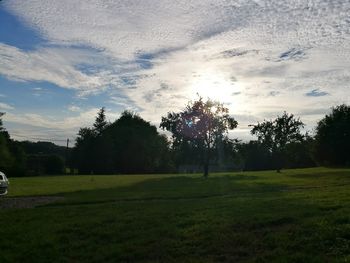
284, 134, 315, 169
72, 109, 172, 174
0, 112, 13, 171
73, 108, 110, 173
44, 155, 64, 175
105, 111, 172, 174
93, 107, 109, 135
236, 141, 273, 171
0, 113, 27, 176
314, 104, 350, 166
73, 127, 97, 174
250, 112, 304, 172
0, 112, 4, 132
160, 97, 237, 177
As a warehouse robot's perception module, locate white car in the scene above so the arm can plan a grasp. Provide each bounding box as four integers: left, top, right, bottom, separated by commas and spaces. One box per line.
0, 171, 9, 195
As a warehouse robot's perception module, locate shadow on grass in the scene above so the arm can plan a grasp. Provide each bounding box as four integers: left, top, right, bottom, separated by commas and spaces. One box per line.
287, 170, 350, 179
50, 174, 290, 207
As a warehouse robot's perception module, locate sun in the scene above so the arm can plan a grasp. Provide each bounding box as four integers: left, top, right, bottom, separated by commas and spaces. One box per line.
187, 69, 239, 103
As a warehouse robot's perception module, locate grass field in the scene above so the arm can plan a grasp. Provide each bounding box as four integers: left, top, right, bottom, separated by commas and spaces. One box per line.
1, 167, 350, 262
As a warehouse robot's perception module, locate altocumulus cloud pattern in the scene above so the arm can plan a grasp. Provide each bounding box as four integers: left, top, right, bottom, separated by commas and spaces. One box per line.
0, 0, 349, 142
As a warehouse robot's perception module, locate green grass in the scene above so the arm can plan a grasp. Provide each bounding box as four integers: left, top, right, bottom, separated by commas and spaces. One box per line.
1, 167, 350, 262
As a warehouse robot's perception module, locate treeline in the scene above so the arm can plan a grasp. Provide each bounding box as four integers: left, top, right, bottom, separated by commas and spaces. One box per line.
0, 103, 349, 176
70, 103, 349, 175
229, 104, 349, 170
0, 113, 68, 176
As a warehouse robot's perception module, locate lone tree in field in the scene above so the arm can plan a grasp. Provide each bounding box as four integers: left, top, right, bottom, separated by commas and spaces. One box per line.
250, 112, 304, 172
160, 97, 238, 177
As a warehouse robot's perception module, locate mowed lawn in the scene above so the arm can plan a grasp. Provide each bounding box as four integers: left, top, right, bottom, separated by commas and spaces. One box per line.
1, 168, 350, 262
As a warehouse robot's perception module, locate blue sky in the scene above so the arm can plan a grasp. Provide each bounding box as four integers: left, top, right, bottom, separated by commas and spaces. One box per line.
0, 0, 349, 145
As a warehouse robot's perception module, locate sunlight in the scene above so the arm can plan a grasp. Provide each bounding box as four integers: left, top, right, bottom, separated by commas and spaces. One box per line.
187, 69, 239, 103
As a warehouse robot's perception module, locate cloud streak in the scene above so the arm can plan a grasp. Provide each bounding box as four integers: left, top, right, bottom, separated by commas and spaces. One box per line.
305, 89, 330, 97
0, 44, 106, 93
0, 102, 14, 110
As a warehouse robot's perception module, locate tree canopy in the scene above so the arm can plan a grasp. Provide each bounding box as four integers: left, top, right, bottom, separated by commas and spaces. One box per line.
0, 112, 4, 132
0, 112, 13, 171
0, 113, 27, 176
314, 104, 350, 166
250, 112, 305, 172
160, 97, 237, 177
93, 107, 109, 135
73, 109, 172, 174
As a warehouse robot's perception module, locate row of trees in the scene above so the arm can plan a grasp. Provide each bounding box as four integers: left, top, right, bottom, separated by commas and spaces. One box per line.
235, 104, 349, 170
160, 98, 316, 175
71, 99, 349, 176
0, 113, 67, 176
0, 100, 349, 177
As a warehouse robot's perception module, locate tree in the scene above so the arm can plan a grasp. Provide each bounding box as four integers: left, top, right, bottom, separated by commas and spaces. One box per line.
73, 107, 110, 173
0, 112, 4, 132
284, 134, 315, 168
44, 155, 64, 175
73, 127, 97, 174
104, 111, 172, 174
160, 97, 237, 177
236, 141, 273, 171
72, 110, 173, 174
93, 107, 109, 135
314, 104, 350, 166
7, 141, 26, 176
0, 112, 13, 171
250, 112, 304, 172
0, 113, 28, 176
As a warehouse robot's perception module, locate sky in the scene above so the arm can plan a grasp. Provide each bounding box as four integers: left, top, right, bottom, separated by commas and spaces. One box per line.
0, 0, 349, 145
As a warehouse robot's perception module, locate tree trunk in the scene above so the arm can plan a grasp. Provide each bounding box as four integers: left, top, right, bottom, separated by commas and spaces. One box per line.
203, 149, 210, 177
203, 161, 209, 177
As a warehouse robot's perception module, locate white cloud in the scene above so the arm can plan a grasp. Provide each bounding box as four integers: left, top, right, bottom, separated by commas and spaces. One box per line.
4, 0, 236, 59
3, 107, 122, 144
68, 105, 81, 112
5, 0, 350, 58
0, 44, 110, 94
4, 108, 119, 130
0, 102, 14, 110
